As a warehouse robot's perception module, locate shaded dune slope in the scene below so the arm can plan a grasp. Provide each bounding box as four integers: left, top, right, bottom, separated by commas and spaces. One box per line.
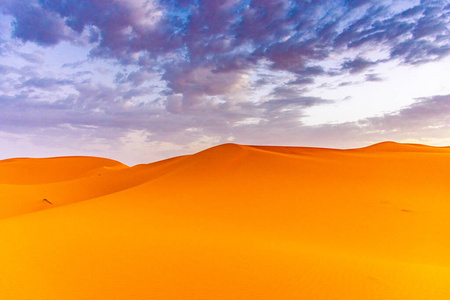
0, 156, 127, 185
0, 155, 188, 219
0, 142, 449, 299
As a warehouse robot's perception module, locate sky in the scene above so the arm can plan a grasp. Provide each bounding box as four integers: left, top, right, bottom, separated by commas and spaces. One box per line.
0, 0, 449, 165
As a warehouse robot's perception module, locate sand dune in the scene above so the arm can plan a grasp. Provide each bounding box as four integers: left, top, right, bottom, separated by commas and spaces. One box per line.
0, 155, 187, 219
0, 142, 449, 299
0, 156, 127, 185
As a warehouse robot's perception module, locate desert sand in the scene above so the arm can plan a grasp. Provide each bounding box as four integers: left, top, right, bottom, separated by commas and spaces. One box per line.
0, 141, 449, 299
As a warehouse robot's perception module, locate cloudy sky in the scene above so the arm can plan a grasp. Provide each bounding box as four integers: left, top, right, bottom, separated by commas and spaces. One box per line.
0, 0, 449, 165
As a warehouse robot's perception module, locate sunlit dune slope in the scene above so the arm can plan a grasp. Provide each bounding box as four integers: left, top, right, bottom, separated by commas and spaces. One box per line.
0, 142, 449, 299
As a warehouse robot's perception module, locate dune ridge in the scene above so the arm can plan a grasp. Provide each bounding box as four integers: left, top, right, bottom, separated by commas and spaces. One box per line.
0, 156, 127, 185
0, 155, 189, 219
0, 142, 449, 299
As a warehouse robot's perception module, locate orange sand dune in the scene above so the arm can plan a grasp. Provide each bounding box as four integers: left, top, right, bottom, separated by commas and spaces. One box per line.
0, 156, 127, 184
0, 155, 188, 219
0, 142, 449, 299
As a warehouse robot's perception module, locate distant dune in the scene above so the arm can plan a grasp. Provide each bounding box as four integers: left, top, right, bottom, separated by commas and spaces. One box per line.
1, 142, 449, 299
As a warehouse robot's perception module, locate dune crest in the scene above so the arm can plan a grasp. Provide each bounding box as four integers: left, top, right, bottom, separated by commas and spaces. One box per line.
0, 156, 127, 185
357, 141, 450, 152
0, 155, 188, 219
0, 142, 449, 299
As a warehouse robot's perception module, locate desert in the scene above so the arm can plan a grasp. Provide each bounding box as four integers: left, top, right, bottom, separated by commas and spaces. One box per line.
1, 1, 450, 299
1, 142, 449, 299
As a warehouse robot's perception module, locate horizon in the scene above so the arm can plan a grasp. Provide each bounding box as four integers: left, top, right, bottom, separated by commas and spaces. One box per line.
2, 140, 449, 167
0, 0, 449, 165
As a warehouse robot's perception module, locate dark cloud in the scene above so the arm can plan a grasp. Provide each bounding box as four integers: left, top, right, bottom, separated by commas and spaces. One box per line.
3, 0, 68, 46
335, 73, 383, 86
21, 77, 73, 90
389, 2, 449, 64
341, 57, 375, 74
288, 77, 315, 86
115, 70, 150, 87
346, 0, 371, 9
62, 60, 87, 69
365, 73, 383, 82
262, 86, 331, 116
262, 96, 329, 111
397, 5, 424, 19
296, 66, 326, 77
338, 81, 353, 87
334, 5, 388, 48
237, 0, 293, 44
391, 39, 450, 64
254, 78, 270, 87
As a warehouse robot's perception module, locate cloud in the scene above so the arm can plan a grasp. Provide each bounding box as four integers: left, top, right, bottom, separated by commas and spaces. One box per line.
0, 0, 449, 164
115, 69, 152, 87
346, 0, 372, 9
262, 96, 329, 112
364, 73, 383, 82
1, 60, 448, 164
338, 81, 354, 87
1, 0, 448, 97
288, 77, 315, 86
391, 39, 450, 65
18, 51, 45, 64
21, 77, 73, 90
162, 63, 251, 112
341, 57, 375, 74
361, 94, 450, 131
229, 93, 450, 149
2, 0, 69, 46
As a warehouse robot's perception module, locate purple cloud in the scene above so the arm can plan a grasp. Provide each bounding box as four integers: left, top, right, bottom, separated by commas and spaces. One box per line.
2, 0, 68, 46
0, 0, 449, 164
21, 77, 73, 90
364, 73, 383, 82
358, 94, 450, 134
391, 40, 450, 64
19, 51, 44, 64
342, 57, 375, 74
400, 94, 449, 121
288, 77, 315, 86
1, 0, 448, 93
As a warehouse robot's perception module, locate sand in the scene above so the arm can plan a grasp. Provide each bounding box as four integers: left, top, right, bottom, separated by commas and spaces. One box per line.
0, 141, 449, 299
